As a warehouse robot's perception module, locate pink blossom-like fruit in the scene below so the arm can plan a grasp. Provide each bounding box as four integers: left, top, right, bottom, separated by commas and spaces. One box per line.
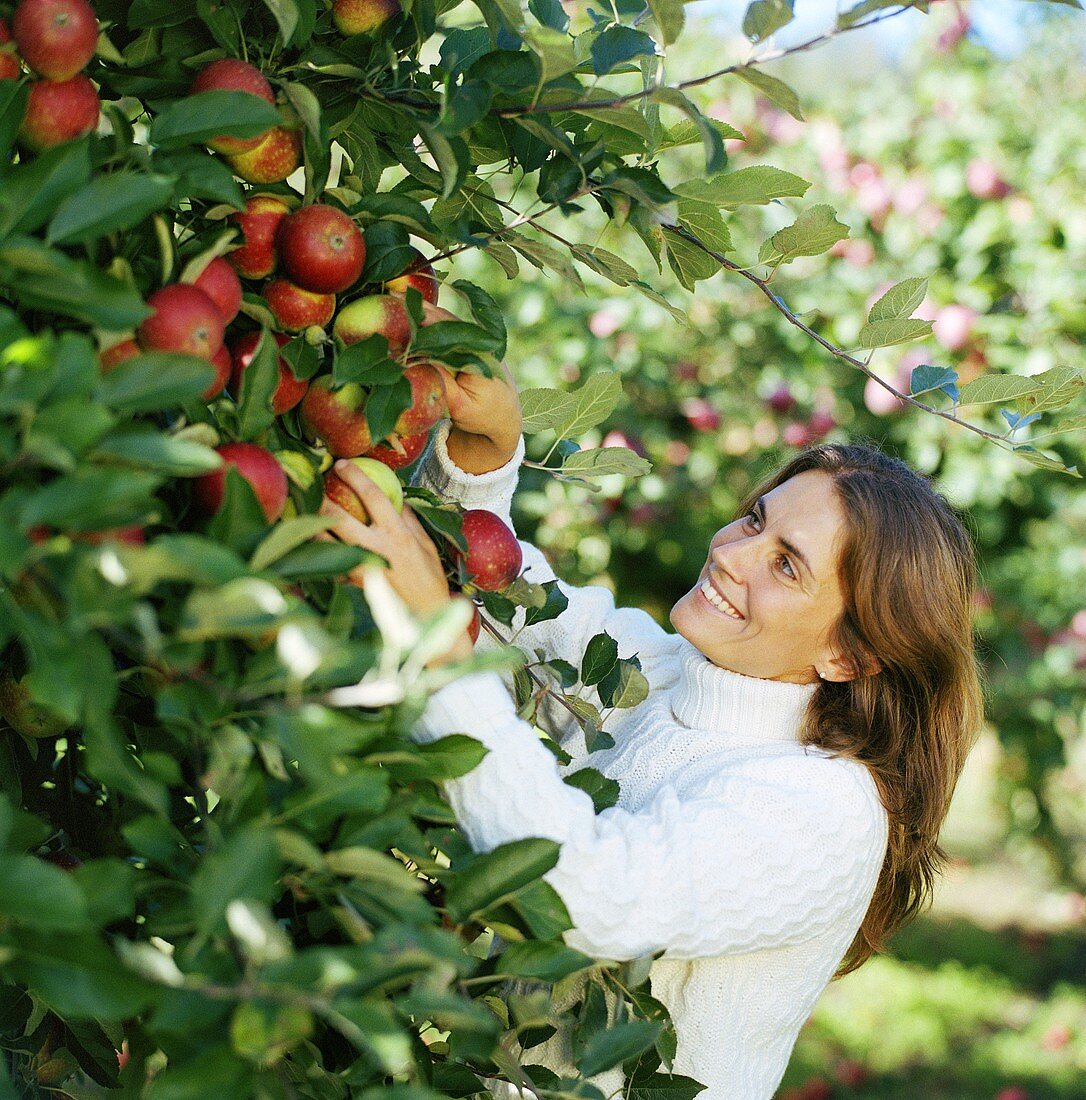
933, 304, 978, 353
681, 396, 721, 433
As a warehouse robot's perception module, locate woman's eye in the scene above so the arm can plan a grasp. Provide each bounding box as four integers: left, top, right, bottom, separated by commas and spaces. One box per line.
777, 555, 796, 579
743, 511, 760, 530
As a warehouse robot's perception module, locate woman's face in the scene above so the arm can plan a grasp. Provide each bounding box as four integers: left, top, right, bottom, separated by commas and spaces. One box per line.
669, 470, 852, 685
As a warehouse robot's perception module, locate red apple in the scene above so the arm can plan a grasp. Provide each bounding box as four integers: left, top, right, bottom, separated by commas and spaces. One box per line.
265, 278, 335, 333
137, 283, 224, 359
99, 338, 140, 372
457, 509, 522, 591
386, 250, 438, 303
467, 602, 481, 645
0, 19, 22, 80
18, 73, 99, 151
393, 361, 447, 437
333, 294, 412, 357
230, 330, 308, 414
364, 430, 428, 470
299, 376, 372, 457
189, 58, 275, 155
204, 343, 232, 399
193, 442, 288, 522
323, 456, 404, 523
12, 0, 97, 81
226, 125, 301, 184
277, 204, 366, 294
228, 195, 290, 280
333, 0, 402, 35
193, 256, 243, 324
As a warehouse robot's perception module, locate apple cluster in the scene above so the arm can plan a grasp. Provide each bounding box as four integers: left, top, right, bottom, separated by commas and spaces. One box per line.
4, 0, 101, 152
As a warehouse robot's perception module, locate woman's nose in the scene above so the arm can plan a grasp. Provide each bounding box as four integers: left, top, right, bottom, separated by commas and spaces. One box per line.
711, 537, 750, 584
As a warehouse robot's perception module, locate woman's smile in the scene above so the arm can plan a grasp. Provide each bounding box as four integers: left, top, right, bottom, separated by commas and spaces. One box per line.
698, 575, 744, 620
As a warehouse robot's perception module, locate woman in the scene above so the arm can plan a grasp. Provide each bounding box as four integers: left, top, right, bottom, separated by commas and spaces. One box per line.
321, 351, 984, 1100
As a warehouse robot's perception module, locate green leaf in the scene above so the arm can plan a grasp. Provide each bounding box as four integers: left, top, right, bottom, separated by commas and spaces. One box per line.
599, 659, 649, 710
581, 632, 619, 687
560, 447, 652, 479
646, 0, 685, 44
579, 1019, 664, 1077
445, 837, 561, 923
262, 0, 300, 44
743, 0, 795, 42
236, 330, 282, 439
47, 172, 176, 245
867, 277, 929, 322
0, 140, 91, 238
625, 1073, 707, 1100
677, 199, 733, 255
508, 878, 573, 939
652, 87, 726, 175
96, 352, 215, 412
419, 124, 470, 200
570, 105, 653, 144
0, 854, 89, 930
190, 826, 280, 936
569, 245, 640, 288
910, 364, 959, 401
21, 468, 162, 531
251, 515, 337, 571
675, 165, 810, 208
733, 66, 805, 121
179, 578, 290, 641
857, 318, 933, 349
1015, 366, 1084, 417
91, 427, 223, 475
590, 25, 658, 76
958, 374, 1045, 406
149, 90, 282, 149
524, 25, 581, 83
506, 232, 587, 291
84, 718, 170, 816
758, 204, 849, 266
500, 941, 595, 982
0, 80, 27, 161
547, 372, 625, 441
563, 767, 620, 812
267, 540, 368, 580
400, 734, 489, 780
665, 230, 721, 290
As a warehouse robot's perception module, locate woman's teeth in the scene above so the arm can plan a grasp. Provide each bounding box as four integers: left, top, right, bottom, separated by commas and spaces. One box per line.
700, 579, 742, 619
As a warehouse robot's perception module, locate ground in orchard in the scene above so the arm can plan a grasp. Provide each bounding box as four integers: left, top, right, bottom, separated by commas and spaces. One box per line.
776, 732, 1086, 1099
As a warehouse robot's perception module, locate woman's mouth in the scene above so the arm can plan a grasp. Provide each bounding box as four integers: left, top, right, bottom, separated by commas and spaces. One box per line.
699, 579, 743, 620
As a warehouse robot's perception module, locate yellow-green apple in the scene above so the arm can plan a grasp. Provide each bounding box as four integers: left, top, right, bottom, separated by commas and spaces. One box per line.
230, 330, 308, 414
386, 250, 438, 303
205, 343, 231, 399
277, 204, 365, 294
226, 125, 301, 184
457, 509, 522, 591
193, 256, 242, 324
0, 670, 70, 738
189, 58, 275, 154
333, 294, 411, 357
12, 0, 97, 81
98, 337, 140, 372
364, 429, 428, 470
265, 278, 335, 333
18, 73, 99, 151
333, 0, 401, 34
0, 19, 22, 80
193, 441, 288, 522
137, 283, 224, 359
299, 376, 372, 457
228, 195, 290, 280
393, 361, 447, 437
323, 456, 403, 522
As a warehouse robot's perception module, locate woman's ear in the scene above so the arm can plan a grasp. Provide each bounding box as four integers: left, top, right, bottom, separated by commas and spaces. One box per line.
818, 649, 882, 683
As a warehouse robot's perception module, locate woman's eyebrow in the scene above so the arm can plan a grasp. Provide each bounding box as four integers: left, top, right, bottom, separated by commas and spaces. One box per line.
756, 496, 815, 581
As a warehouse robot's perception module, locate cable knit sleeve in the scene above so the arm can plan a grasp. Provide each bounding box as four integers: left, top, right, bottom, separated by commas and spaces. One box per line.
415, 671, 889, 962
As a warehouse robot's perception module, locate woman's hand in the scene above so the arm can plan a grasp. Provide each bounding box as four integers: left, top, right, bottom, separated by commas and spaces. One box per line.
317, 461, 474, 665
415, 300, 522, 475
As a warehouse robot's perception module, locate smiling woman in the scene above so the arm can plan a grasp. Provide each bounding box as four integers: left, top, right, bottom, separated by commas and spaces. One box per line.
320, 336, 984, 1100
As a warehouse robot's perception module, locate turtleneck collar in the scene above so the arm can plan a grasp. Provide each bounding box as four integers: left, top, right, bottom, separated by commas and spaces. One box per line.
670, 640, 818, 743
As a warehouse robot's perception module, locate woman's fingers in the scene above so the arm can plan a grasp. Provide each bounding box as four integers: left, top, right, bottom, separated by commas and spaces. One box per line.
319, 497, 389, 555
330, 461, 402, 528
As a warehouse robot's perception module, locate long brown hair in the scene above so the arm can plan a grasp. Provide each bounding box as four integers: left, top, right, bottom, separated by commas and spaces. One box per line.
742, 442, 984, 976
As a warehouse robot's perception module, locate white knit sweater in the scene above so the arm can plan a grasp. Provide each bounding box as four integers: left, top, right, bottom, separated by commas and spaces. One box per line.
413, 423, 889, 1100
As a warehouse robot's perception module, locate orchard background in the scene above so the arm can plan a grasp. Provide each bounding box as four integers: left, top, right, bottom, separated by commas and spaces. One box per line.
0, 0, 1084, 1098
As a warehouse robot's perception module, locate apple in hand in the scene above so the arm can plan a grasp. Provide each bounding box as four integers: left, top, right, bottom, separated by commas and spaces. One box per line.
299, 375, 372, 457
365, 429, 429, 470
193, 256, 243, 324
12, 0, 97, 81
137, 283, 224, 359
457, 509, 523, 591
265, 278, 335, 333
386, 249, 438, 304
323, 456, 404, 523
228, 195, 290, 280
193, 442, 288, 522
393, 361, 447, 436
226, 125, 301, 184
230, 330, 308, 414
18, 73, 99, 150
277, 204, 366, 294
333, 0, 402, 35
189, 58, 275, 154
333, 294, 412, 358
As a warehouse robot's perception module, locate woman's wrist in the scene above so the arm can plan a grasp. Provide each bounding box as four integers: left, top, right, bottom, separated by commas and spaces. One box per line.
446, 426, 521, 475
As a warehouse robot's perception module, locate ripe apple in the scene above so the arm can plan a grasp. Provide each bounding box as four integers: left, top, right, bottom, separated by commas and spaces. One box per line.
193, 441, 288, 522
333, 294, 411, 357
18, 73, 99, 151
137, 283, 224, 359
226, 125, 301, 184
205, 343, 232, 399
189, 58, 275, 155
0, 670, 69, 738
333, 0, 402, 35
99, 337, 140, 372
457, 509, 522, 591
386, 250, 438, 303
277, 204, 366, 294
228, 195, 290, 280
365, 429, 428, 470
12, 0, 97, 81
323, 456, 404, 523
265, 278, 335, 333
0, 20, 22, 80
299, 376, 372, 457
393, 361, 447, 437
467, 602, 481, 644
230, 330, 308, 414
193, 256, 243, 324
